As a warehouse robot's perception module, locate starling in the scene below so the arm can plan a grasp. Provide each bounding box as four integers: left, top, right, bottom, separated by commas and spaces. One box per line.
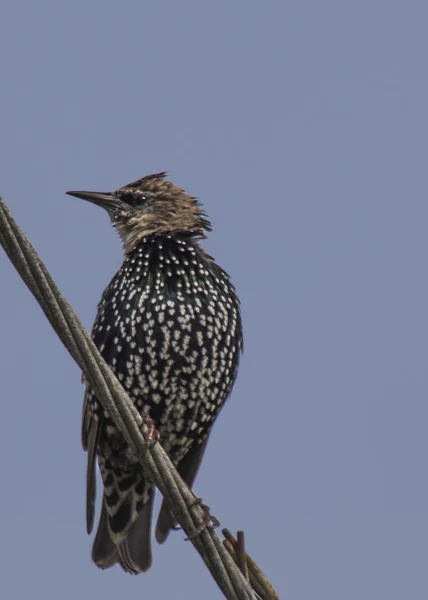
66, 173, 243, 574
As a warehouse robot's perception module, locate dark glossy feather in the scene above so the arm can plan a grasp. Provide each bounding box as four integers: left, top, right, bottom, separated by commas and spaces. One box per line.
155, 436, 210, 544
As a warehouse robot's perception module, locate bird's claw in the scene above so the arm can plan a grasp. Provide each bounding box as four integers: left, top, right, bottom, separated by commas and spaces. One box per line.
185, 497, 220, 540
143, 415, 160, 448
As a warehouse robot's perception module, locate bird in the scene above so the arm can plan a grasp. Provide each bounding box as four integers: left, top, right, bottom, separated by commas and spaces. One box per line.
66, 172, 243, 574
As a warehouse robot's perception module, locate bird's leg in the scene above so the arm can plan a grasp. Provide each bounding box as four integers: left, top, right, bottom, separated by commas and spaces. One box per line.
120, 415, 160, 462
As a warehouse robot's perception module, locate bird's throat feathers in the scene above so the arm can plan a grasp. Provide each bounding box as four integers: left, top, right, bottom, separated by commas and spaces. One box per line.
115, 205, 210, 254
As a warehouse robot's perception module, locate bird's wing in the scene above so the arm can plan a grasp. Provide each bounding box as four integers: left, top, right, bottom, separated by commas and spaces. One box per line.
155, 435, 210, 544
82, 387, 103, 534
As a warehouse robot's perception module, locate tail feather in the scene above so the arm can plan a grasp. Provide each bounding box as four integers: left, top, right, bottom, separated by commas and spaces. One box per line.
92, 490, 155, 574
91, 502, 119, 569
117, 492, 155, 574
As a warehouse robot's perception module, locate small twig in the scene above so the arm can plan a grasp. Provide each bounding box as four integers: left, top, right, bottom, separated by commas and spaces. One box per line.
237, 531, 250, 583
223, 530, 279, 600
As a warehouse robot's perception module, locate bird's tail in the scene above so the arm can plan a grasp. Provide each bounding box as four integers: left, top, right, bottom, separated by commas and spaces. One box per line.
92, 485, 155, 574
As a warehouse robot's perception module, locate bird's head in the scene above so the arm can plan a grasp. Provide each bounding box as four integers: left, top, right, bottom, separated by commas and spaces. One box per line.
67, 172, 211, 253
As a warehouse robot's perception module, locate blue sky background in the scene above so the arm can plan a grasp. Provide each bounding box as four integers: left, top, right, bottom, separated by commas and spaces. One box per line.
1, 1, 427, 598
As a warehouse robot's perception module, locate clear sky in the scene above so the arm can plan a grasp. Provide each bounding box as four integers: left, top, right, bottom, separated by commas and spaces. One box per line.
1, 1, 427, 599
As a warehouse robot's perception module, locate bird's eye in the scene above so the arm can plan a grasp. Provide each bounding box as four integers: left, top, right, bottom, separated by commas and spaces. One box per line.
119, 191, 148, 207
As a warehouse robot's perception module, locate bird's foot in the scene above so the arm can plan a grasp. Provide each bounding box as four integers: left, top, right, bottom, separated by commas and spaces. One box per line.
141, 415, 160, 450
185, 497, 220, 540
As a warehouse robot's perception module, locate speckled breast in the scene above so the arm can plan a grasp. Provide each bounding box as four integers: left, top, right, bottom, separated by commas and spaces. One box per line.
88, 234, 243, 466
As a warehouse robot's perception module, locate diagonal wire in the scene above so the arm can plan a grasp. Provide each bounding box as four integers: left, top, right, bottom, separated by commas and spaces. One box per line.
0, 196, 258, 600
223, 530, 279, 600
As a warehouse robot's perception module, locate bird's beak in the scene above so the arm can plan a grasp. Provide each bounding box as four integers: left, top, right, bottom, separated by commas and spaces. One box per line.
66, 190, 122, 212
